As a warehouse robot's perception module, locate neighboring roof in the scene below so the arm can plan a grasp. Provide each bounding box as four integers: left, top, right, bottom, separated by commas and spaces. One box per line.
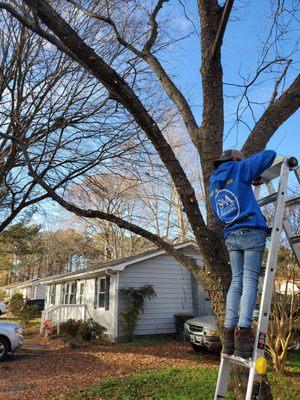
25, 241, 200, 285
2, 278, 44, 290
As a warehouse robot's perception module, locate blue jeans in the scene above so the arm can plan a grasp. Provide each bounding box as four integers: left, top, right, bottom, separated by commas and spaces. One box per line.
224, 228, 267, 329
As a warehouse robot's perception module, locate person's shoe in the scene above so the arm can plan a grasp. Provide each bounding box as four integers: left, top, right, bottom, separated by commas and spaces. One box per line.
234, 327, 254, 359
221, 328, 235, 355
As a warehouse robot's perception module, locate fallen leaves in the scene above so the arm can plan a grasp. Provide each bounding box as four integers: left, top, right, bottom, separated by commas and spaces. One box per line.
0, 336, 218, 400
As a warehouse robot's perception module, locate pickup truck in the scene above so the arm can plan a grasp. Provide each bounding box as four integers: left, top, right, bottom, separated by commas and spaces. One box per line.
0, 321, 23, 361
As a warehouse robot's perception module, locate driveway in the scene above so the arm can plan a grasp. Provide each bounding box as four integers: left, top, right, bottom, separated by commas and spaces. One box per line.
0, 336, 218, 400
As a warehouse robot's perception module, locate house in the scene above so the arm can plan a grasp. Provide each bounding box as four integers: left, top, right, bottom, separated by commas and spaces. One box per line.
2, 279, 46, 302
39, 241, 212, 341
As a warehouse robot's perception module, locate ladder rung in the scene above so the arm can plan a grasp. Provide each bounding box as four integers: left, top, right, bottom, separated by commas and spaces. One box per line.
290, 235, 300, 245
258, 194, 300, 208
222, 353, 253, 368
285, 196, 300, 207
257, 193, 277, 207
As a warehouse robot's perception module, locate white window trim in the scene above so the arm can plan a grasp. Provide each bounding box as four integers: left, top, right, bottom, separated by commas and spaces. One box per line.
49, 285, 56, 306
78, 282, 85, 305
96, 277, 106, 309
62, 281, 77, 305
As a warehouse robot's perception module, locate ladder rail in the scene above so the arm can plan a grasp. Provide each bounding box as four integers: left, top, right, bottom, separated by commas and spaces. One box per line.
266, 182, 300, 263
252, 162, 289, 351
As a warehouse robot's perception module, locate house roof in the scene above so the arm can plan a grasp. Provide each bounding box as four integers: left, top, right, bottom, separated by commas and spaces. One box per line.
10, 241, 199, 286
2, 278, 44, 290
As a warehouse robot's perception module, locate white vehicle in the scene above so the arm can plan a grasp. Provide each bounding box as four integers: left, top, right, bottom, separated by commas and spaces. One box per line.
0, 301, 6, 316
0, 322, 23, 361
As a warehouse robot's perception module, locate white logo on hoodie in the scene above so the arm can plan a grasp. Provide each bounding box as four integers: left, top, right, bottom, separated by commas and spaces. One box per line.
215, 189, 240, 223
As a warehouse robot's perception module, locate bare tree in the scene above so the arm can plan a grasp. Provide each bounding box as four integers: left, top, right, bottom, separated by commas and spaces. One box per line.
1, 1, 300, 397
0, 9, 141, 232
69, 173, 153, 260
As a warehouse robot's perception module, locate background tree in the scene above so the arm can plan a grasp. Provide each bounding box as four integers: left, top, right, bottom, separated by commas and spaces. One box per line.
0, 9, 140, 232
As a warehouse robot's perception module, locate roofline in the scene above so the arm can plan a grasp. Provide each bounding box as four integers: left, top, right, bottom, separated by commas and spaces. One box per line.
38, 241, 199, 285
1, 278, 44, 290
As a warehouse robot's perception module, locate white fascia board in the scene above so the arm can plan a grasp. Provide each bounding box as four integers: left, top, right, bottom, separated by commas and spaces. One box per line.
41, 266, 109, 285
2, 279, 41, 290
110, 241, 200, 271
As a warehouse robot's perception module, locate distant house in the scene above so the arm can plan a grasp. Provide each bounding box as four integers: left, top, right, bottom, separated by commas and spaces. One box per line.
38, 241, 212, 341
2, 279, 46, 301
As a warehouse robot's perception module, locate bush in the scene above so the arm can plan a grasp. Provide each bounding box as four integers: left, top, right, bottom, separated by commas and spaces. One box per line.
20, 305, 41, 325
119, 284, 156, 340
9, 292, 24, 318
60, 318, 106, 348
9, 293, 40, 325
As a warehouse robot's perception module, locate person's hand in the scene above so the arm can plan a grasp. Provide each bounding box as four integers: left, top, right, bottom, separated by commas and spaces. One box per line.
252, 176, 263, 186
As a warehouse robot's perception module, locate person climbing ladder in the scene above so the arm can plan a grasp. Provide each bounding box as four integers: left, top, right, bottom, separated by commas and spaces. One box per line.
209, 149, 276, 358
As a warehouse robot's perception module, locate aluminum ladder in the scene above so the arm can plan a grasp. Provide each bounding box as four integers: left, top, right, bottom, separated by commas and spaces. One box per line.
214, 155, 300, 400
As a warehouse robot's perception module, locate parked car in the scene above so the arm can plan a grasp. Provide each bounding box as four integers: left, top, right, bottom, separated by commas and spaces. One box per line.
0, 301, 6, 316
183, 315, 221, 351
25, 299, 45, 312
184, 309, 261, 352
0, 321, 23, 361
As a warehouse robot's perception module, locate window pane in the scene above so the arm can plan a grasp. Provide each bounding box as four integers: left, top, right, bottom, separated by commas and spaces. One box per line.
70, 293, 76, 304
71, 282, 76, 293
100, 278, 106, 292
98, 293, 105, 308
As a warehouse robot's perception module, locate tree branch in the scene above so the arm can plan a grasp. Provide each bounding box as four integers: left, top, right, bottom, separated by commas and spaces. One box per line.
210, 0, 235, 62
19, 0, 208, 250
0, 2, 82, 64
242, 73, 300, 156
65, 0, 199, 140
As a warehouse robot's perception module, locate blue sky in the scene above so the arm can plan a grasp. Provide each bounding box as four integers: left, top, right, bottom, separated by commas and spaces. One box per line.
160, 1, 299, 160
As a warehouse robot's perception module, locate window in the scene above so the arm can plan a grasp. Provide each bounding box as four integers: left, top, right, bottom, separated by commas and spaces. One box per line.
95, 275, 110, 309
79, 283, 85, 304
70, 282, 77, 304
64, 283, 70, 304
63, 282, 77, 305
49, 285, 56, 305
98, 278, 106, 308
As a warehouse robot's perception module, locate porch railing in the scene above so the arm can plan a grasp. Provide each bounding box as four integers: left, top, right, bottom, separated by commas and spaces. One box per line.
40, 304, 92, 334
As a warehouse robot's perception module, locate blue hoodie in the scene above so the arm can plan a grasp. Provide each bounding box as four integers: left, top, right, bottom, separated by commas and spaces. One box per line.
209, 150, 277, 238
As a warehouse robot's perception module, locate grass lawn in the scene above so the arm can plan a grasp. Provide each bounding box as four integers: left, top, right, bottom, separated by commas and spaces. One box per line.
59, 367, 232, 400
59, 352, 299, 400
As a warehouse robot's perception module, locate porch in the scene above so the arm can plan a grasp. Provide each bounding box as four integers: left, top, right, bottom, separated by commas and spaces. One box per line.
40, 304, 92, 333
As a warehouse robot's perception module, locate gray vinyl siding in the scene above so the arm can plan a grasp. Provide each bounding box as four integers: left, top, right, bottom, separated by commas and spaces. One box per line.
117, 248, 208, 337
44, 275, 117, 338
83, 275, 116, 337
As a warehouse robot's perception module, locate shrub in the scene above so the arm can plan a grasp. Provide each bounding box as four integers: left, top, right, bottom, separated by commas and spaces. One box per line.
9, 292, 24, 318
119, 284, 156, 340
10, 293, 41, 325
60, 318, 106, 348
20, 304, 41, 325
